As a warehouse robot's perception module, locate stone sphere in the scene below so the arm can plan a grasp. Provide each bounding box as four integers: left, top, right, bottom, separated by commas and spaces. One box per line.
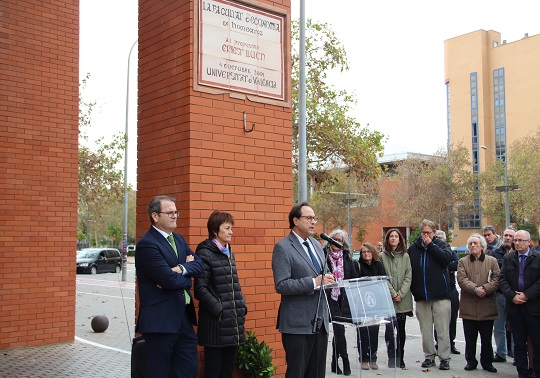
91, 315, 109, 333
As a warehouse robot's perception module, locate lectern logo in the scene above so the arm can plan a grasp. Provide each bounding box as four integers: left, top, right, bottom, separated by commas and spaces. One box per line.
364, 291, 376, 308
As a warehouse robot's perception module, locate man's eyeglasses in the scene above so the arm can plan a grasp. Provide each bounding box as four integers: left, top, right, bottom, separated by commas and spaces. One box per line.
156, 211, 180, 218
514, 239, 530, 243
299, 216, 318, 223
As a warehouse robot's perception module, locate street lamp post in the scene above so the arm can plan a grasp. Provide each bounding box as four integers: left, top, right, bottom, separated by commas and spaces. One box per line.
329, 187, 367, 248
480, 145, 517, 229
121, 39, 138, 282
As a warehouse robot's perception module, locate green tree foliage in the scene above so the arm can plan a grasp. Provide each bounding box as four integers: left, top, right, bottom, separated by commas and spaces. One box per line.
107, 225, 122, 248
510, 131, 540, 225
479, 158, 506, 226
516, 221, 539, 243
383, 146, 477, 228
481, 130, 540, 226
309, 169, 378, 242
291, 19, 385, 183
78, 75, 126, 246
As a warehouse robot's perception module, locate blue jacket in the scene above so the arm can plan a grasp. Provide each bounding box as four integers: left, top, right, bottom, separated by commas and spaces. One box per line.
408, 236, 453, 301
135, 227, 203, 333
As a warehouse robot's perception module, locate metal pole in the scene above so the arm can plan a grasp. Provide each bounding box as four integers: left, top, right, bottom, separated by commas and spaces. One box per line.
347, 176, 353, 247
503, 157, 510, 229
298, 0, 307, 202
481, 146, 512, 230
122, 39, 138, 282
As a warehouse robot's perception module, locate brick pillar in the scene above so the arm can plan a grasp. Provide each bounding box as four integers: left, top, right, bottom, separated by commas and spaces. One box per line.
138, 0, 291, 375
0, 1, 79, 348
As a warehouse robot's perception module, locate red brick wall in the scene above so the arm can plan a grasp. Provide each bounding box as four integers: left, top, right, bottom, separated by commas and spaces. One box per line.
0, 0, 79, 348
137, 0, 291, 375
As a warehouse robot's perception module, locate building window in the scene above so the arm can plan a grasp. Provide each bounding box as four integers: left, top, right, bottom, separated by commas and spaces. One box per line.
459, 72, 481, 228
458, 199, 481, 229
493, 68, 507, 160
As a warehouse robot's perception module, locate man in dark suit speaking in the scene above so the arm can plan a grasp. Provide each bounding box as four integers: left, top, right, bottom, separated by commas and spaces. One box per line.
272, 202, 335, 378
135, 195, 203, 378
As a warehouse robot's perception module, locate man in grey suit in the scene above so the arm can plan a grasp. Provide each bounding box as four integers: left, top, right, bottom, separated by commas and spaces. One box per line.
272, 202, 335, 378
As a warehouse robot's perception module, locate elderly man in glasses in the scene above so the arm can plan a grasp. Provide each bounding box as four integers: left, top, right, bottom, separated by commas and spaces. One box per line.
500, 230, 540, 378
135, 195, 203, 378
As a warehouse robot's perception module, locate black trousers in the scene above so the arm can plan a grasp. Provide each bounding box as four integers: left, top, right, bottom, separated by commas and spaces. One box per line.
282, 329, 328, 378
142, 319, 198, 378
509, 305, 540, 377
462, 319, 494, 368
203, 346, 237, 378
331, 322, 348, 359
357, 324, 380, 362
385, 314, 407, 360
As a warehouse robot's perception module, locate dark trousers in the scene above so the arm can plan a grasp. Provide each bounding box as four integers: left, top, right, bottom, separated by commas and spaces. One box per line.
142, 319, 198, 378
434, 288, 459, 347
462, 319, 494, 368
357, 324, 380, 362
282, 329, 328, 378
385, 314, 406, 360
332, 323, 348, 358
203, 345, 237, 378
509, 305, 540, 377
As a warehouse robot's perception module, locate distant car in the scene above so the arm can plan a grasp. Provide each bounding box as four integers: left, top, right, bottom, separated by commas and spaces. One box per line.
452, 245, 469, 254
76, 248, 122, 274
352, 250, 360, 262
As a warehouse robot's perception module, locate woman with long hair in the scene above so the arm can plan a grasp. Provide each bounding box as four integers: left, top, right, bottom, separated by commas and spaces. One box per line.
380, 228, 413, 369
325, 229, 357, 376
355, 242, 386, 370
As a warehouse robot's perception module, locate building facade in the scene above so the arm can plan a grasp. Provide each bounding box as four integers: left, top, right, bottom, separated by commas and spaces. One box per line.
444, 30, 540, 245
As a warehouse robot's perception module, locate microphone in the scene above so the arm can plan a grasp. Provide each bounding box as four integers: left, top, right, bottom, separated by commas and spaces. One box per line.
320, 233, 344, 250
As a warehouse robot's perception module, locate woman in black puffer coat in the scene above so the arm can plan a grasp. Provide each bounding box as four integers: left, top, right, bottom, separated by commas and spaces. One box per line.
194, 211, 247, 378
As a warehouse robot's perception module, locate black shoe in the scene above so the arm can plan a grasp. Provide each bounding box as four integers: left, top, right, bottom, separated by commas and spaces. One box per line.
400, 360, 406, 369
388, 358, 397, 368
421, 359, 436, 368
439, 360, 450, 370
342, 357, 351, 376
331, 356, 342, 374
464, 364, 477, 371
451, 346, 461, 354
493, 354, 506, 362
483, 365, 497, 373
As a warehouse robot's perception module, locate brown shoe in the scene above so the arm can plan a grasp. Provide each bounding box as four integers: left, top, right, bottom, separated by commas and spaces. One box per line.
370, 362, 379, 370
361, 362, 370, 370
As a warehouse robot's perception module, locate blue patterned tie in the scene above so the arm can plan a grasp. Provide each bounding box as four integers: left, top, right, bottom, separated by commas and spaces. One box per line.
518, 254, 526, 291
303, 241, 322, 274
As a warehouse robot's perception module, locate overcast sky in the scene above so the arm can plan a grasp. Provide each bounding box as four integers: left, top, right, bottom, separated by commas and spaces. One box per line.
80, 0, 540, 186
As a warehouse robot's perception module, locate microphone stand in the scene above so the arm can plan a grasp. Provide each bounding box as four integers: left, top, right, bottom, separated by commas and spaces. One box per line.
312, 243, 331, 334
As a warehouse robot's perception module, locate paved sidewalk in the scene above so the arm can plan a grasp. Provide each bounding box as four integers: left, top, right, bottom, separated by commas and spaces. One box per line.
0, 263, 520, 377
